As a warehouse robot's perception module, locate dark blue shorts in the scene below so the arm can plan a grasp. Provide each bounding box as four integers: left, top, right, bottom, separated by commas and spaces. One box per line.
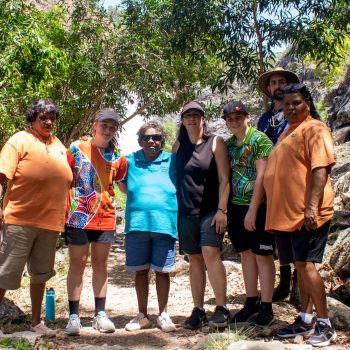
64, 226, 116, 245
125, 231, 176, 273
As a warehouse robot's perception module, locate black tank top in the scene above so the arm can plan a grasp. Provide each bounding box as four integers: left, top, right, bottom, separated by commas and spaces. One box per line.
176, 134, 219, 216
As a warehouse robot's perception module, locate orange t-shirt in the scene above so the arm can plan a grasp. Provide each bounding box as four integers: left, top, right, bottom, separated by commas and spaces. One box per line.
264, 116, 335, 232
66, 140, 127, 230
0, 130, 73, 231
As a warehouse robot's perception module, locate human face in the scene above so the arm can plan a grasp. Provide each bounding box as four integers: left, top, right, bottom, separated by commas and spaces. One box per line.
93, 119, 119, 145
141, 127, 162, 160
267, 74, 288, 100
31, 111, 57, 138
283, 92, 310, 124
181, 109, 205, 130
225, 112, 250, 135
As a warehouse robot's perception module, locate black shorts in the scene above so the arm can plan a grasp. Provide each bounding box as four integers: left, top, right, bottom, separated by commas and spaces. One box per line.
177, 211, 224, 255
228, 203, 275, 256
64, 226, 116, 245
275, 221, 331, 264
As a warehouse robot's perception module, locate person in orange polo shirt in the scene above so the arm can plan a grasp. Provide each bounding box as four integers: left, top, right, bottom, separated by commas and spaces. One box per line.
0, 99, 73, 337
264, 83, 336, 347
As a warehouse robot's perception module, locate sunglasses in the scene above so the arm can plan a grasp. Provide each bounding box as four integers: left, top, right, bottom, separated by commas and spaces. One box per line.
141, 134, 162, 142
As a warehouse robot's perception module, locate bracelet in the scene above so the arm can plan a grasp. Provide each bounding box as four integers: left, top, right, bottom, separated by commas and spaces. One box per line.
217, 208, 227, 214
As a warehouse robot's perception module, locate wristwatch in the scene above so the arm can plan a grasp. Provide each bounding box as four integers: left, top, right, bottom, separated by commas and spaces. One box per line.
218, 208, 227, 214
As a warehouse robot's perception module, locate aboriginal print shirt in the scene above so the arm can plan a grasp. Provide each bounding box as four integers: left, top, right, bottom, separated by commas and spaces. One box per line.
66, 139, 127, 230
227, 126, 273, 205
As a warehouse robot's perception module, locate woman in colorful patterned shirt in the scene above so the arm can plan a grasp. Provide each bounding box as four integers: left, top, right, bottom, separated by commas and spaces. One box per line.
223, 101, 275, 327
64, 109, 127, 335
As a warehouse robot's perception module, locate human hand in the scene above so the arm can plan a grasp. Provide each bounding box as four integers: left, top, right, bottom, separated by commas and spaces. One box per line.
211, 210, 227, 234
304, 207, 318, 231
244, 209, 257, 232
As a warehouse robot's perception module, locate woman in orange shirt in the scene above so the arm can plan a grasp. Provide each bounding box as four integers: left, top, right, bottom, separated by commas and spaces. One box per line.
264, 83, 336, 347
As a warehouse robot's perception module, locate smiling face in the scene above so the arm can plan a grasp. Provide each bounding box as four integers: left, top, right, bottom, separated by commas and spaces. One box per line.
93, 119, 119, 147
181, 109, 205, 131
267, 74, 288, 100
141, 127, 162, 160
31, 111, 57, 138
225, 112, 250, 135
283, 92, 310, 124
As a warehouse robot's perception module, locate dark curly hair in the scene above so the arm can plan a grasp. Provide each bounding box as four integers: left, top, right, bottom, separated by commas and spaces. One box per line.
282, 83, 321, 120
25, 98, 59, 122
137, 120, 166, 148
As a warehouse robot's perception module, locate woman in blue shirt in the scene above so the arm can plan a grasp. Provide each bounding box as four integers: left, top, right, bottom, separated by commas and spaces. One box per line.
119, 121, 177, 333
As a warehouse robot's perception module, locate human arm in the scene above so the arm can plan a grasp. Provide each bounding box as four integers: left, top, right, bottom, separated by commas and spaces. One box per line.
0, 173, 8, 228
211, 137, 230, 234
244, 157, 268, 231
304, 166, 329, 231
117, 181, 127, 194
172, 140, 179, 154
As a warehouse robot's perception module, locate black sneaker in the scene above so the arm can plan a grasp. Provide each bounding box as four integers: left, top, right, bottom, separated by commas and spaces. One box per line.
251, 303, 274, 327
230, 298, 259, 324
307, 320, 337, 347
276, 316, 315, 338
183, 307, 208, 330
208, 305, 230, 328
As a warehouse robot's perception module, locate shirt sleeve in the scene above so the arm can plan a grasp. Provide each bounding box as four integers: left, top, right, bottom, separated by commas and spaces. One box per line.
253, 134, 273, 161
114, 156, 128, 182
305, 124, 335, 171
0, 139, 21, 180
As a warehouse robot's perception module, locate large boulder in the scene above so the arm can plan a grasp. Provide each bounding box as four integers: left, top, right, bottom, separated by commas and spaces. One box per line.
0, 298, 25, 326
329, 228, 350, 280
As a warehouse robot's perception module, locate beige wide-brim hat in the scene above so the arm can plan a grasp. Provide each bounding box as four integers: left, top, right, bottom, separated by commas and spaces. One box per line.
258, 67, 300, 97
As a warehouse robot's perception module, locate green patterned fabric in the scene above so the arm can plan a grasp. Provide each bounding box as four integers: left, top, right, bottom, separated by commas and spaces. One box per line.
227, 126, 273, 205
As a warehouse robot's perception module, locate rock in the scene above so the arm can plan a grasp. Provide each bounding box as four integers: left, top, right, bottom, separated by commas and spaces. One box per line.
228, 340, 284, 350
333, 172, 350, 211
80, 345, 125, 350
0, 298, 26, 326
170, 259, 189, 277
0, 331, 41, 346
327, 296, 350, 330
328, 228, 350, 279
284, 346, 313, 350
293, 335, 304, 344
223, 261, 242, 275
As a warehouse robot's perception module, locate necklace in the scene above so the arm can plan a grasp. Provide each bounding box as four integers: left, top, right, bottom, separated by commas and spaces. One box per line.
29, 128, 53, 153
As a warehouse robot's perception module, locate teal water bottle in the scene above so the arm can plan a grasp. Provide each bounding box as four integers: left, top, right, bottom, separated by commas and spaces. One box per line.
45, 288, 55, 321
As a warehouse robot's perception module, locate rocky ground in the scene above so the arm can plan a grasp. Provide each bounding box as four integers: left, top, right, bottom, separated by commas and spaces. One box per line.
1, 232, 350, 350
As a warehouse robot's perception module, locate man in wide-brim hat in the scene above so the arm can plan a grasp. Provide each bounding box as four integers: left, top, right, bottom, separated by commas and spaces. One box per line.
257, 67, 300, 304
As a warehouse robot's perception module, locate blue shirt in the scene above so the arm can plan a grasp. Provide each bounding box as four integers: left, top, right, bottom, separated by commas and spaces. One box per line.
258, 108, 288, 145
124, 149, 178, 238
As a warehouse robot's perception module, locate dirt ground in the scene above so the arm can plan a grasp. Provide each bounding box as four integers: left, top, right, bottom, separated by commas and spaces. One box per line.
3, 232, 350, 349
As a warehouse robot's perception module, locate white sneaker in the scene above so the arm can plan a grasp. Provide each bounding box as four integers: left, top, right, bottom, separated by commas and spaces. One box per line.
125, 312, 152, 331
65, 314, 82, 336
92, 311, 115, 333
157, 312, 176, 332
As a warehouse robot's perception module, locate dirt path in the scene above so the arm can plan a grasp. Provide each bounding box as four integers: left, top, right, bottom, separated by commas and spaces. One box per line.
3, 232, 350, 349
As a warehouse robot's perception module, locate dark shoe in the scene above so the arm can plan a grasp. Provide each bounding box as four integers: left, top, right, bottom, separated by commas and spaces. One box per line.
251, 303, 274, 327
276, 316, 315, 338
230, 298, 259, 324
307, 321, 337, 347
272, 265, 291, 302
183, 307, 208, 330
208, 305, 230, 328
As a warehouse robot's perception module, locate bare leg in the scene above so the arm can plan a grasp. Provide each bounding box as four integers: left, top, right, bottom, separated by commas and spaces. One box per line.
202, 246, 226, 305
188, 254, 206, 308
30, 282, 45, 326
135, 269, 150, 315
91, 243, 111, 298
155, 271, 170, 314
295, 261, 327, 317
256, 254, 275, 302
240, 249, 259, 297
67, 244, 89, 301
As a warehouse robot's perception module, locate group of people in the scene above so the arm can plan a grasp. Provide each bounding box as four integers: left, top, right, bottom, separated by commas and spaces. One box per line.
0, 67, 337, 348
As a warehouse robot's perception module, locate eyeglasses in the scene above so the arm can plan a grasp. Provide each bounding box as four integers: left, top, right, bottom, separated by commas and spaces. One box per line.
37, 115, 57, 123
141, 134, 162, 142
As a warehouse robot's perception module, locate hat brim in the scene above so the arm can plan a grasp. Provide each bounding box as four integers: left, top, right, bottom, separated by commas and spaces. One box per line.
258, 70, 300, 98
